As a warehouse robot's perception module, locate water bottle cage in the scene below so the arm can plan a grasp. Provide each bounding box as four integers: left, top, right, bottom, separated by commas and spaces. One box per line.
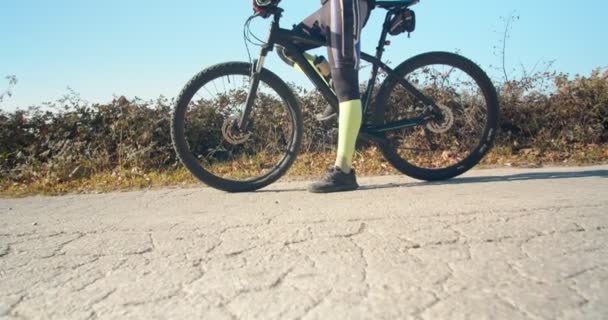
313, 55, 332, 80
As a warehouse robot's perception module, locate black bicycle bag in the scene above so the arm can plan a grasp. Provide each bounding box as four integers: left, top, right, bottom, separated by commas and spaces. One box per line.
389, 9, 416, 36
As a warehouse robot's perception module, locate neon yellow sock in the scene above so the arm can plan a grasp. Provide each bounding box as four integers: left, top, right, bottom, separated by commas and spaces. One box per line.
335, 99, 362, 172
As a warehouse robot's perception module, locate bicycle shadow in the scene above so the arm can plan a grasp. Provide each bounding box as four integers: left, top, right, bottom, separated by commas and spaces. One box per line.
258, 169, 608, 193
360, 169, 608, 191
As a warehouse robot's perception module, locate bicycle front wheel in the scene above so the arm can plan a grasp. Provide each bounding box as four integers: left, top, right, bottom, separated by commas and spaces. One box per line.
171, 62, 303, 192
375, 52, 499, 181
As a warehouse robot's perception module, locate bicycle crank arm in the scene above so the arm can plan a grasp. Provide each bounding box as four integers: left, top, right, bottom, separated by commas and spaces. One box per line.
358, 132, 390, 147
363, 114, 434, 134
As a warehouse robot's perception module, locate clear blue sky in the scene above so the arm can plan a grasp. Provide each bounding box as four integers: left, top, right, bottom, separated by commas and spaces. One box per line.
1, 0, 606, 110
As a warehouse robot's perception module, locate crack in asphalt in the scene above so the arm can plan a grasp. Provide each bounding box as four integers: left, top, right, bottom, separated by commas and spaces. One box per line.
335, 223, 367, 239
349, 238, 370, 299
85, 289, 117, 319
0, 244, 10, 258
293, 289, 332, 320
494, 294, 538, 320
121, 289, 184, 308
413, 290, 442, 319
1, 295, 25, 318
564, 264, 608, 280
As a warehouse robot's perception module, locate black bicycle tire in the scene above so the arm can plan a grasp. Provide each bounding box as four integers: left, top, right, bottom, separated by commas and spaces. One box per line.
171, 62, 303, 192
374, 51, 499, 181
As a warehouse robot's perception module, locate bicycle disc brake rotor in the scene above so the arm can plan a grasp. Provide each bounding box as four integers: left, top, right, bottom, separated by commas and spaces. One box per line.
426, 104, 454, 134
222, 116, 252, 145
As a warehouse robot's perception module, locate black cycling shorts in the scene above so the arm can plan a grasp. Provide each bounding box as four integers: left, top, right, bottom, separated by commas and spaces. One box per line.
292, 0, 371, 102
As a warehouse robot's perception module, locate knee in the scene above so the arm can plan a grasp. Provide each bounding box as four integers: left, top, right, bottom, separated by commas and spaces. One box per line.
332, 67, 360, 102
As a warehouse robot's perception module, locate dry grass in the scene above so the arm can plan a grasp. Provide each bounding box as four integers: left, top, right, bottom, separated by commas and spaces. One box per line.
2, 144, 606, 197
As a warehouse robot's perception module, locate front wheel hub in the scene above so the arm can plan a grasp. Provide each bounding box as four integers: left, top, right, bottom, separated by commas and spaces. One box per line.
222, 116, 252, 145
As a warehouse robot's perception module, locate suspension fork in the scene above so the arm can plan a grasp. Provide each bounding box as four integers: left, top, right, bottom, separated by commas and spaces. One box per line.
240, 45, 270, 129
239, 11, 282, 129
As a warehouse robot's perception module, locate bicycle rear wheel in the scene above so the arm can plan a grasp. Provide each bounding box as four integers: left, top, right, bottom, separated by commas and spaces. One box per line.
171, 62, 302, 192
374, 52, 499, 181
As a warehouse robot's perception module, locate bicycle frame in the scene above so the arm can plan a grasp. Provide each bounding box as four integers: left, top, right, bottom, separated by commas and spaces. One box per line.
241, 5, 440, 141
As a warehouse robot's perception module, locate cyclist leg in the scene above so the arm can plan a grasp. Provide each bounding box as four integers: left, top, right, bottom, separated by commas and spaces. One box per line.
325, 0, 369, 172
279, 0, 369, 84
308, 0, 370, 193
276, 7, 325, 68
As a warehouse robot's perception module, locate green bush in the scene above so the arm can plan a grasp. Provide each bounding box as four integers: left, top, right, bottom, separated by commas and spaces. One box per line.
498, 68, 608, 151
1, 69, 607, 186
1, 95, 175, 184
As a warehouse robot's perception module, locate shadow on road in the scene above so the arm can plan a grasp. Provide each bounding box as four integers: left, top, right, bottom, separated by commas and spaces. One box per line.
361, 169, 608, 191
259, 169, 608, 193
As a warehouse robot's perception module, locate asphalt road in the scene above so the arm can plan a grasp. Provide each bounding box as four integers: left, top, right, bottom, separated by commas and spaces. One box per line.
1, 165, 607, 320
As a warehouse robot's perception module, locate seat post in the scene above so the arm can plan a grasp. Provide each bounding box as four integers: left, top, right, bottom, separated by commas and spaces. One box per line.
374, 10, 394, 60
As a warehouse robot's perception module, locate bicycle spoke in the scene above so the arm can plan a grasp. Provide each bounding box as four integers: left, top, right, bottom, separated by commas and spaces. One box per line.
381, 55, 493, 171
211, 80, 220, 96
424, 129, 439, 151
182, 69, 295, 182
202, 86, 214, 98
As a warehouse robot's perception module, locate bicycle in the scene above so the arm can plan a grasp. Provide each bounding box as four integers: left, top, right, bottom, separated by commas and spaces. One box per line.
171, 0, 499, 192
